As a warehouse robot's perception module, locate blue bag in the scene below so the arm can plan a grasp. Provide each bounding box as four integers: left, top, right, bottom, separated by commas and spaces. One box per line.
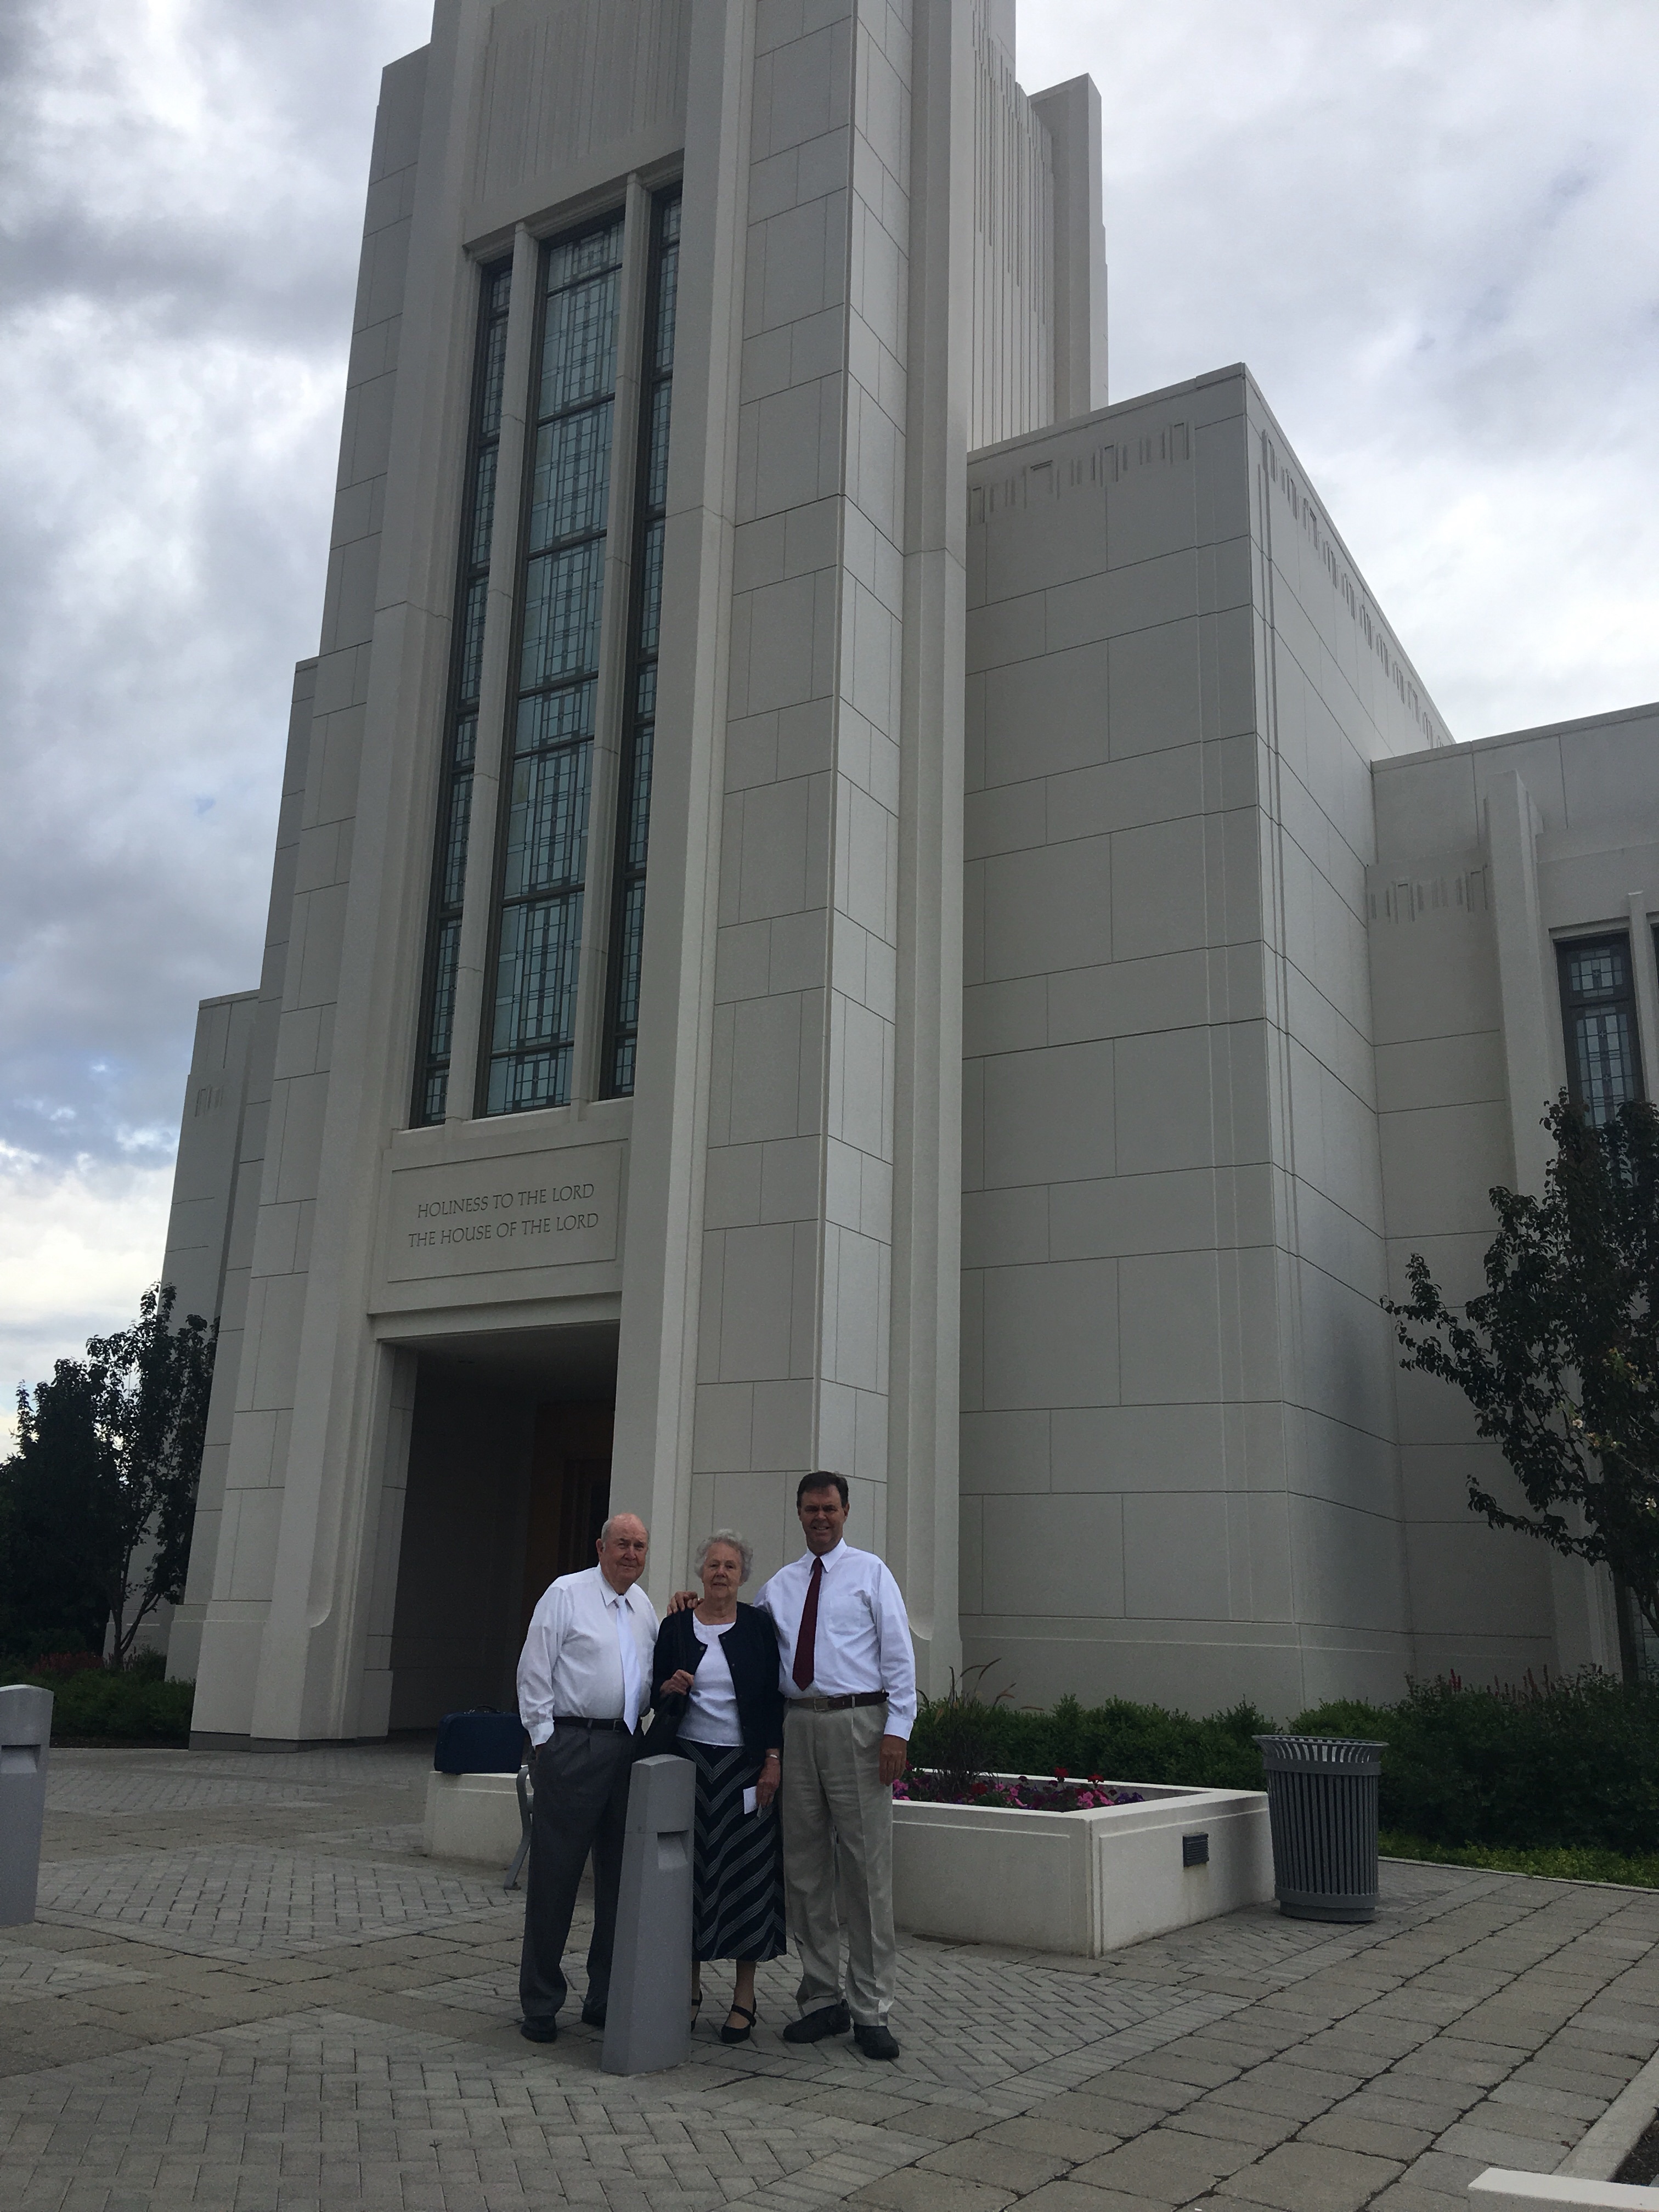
433, 1708, 524, 1774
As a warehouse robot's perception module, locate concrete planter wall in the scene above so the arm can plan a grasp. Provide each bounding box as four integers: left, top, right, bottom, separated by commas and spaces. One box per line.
424, 1769, 522, 1864
893, 1779, 1273, 1956
424, 1766, 1273, 1959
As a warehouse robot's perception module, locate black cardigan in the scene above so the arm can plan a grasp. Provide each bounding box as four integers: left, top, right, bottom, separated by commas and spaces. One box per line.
651, 1603, 785, 1768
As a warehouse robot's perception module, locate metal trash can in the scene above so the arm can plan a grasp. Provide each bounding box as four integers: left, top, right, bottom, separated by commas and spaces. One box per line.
0, 1684, 54, 1929
1254, 1734, 1383, 1922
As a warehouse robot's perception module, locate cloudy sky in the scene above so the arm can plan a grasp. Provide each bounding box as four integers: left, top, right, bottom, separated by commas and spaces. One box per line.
2, 0, 1656, 1426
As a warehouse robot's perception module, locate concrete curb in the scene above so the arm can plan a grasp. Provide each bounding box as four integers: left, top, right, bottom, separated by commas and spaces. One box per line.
1381, 1853, 1659, 1898
1559, 2044, 1659, 2181
1471, 2177, 1659, 2212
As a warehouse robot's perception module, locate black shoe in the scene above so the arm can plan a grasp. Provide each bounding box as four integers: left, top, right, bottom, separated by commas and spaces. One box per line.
520, 2018, 558, 2044
781, 2001, 851, 2044
580, 2002, 607, 2029
853, 2023, 900, 2061
720, 2004, 757, 2045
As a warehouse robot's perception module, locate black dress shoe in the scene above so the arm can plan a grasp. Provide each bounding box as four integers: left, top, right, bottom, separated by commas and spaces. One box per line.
580, 2003, 607, 2029
520, 2018, 558, 2043
781, 2000, 851, 2044
853, 2023, 900, 2061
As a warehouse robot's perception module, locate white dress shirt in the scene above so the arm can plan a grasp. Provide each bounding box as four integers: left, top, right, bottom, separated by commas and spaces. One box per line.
517, 1564, 659, 1748
755, 1540, 917, 1739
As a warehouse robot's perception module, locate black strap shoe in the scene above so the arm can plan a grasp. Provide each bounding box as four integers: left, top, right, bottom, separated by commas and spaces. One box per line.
781, 2000, 851, 2043
853, 2023, 900, 2061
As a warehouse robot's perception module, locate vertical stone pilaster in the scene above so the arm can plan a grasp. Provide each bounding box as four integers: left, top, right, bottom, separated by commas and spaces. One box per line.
886, 0, 972, 1690
1485, 768, 1553, 1196
691, 1, 907, 1565
611, 0, 756, 1598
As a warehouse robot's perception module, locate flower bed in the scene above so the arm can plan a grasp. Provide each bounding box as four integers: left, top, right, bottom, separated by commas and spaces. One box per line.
896, 1767, 1145, 1813
891, 1771, 1271, 1956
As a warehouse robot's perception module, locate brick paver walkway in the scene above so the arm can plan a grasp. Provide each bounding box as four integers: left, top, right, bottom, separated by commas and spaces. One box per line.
2, 1743, 1657, 2210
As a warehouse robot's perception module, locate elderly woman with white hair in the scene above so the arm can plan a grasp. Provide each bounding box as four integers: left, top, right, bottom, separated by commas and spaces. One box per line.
650, 1530, 785, 2040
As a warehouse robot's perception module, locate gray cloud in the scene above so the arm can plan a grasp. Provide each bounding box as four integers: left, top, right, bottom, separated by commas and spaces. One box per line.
1017, 1, 1659, 735
0, 0, 431, 1189
2, 0, 1656, 1394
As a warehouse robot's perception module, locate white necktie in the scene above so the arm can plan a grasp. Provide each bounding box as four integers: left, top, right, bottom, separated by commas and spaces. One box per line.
614, 1592, 641, 1732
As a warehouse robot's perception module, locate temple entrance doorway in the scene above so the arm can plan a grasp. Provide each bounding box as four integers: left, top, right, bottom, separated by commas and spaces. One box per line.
520, 1401, 614, 1647
383, 1321, 617, 1730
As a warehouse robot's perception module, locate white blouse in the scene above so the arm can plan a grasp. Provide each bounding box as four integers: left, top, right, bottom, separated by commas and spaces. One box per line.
682, 1615, 744, 1748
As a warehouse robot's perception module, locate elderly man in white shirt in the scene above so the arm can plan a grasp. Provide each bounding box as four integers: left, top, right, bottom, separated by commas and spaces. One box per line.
757, 1471, 916, 2061
516, 1510, 657, 2043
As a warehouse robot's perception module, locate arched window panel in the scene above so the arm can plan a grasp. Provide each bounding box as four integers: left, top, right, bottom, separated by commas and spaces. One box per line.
483, 214, 625, 1116
1558, 933, 1644, 1125
602, 188, 681, 1098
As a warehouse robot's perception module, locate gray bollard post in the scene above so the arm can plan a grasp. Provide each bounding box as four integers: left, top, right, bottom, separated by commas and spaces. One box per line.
601, 1752, 695, 2076
0, 1684, 54, 1929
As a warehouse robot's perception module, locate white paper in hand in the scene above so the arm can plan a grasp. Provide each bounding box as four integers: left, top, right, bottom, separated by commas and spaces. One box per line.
742, 1786, 758, 1816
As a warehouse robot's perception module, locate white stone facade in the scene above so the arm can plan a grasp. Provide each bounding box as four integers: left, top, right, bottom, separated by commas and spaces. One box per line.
1370, 703, 1659, 1690
156, 0, 1659, 1743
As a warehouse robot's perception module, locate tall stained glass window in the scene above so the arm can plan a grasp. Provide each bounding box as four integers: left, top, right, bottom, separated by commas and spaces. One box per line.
603, 191, 680, 1097
1558, 934, 1644, 1124
412, 261, 511, 1125
484, 217, 624, 1116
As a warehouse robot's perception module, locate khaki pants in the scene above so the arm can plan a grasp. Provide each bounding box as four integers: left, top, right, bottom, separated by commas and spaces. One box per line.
780, 1702, 896, 2026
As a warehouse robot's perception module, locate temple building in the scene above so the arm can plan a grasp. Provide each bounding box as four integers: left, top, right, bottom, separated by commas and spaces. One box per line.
154, 0, 1659, 1746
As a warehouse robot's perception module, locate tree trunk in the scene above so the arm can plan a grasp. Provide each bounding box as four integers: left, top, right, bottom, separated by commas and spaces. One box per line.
108, 1558, 129, 1671
1613, 1578, 1648, 1686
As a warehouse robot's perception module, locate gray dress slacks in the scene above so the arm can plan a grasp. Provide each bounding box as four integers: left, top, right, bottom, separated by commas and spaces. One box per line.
518, 1726, 637, 2024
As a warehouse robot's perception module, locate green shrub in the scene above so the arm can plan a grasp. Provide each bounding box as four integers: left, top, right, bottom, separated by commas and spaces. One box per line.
1296, 1673, 1659, 1854
1379, 1830, 1659, 1889
911, 1669, 1659, 1858
0, 1661, 193, 1744
910, 1681, 1274, 1790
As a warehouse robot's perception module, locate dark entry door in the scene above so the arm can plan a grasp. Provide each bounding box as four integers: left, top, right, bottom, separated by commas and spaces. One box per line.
520, 1402, 613, 1641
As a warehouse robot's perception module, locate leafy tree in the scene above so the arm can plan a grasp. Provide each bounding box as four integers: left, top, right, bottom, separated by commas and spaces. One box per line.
1385, 1094, 1659, 1675
1, 1284, 216, 1665
0, 1361, 110, 1658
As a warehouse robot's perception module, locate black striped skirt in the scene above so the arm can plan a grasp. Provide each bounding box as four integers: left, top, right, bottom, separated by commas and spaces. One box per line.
677, 1740, 787, 1963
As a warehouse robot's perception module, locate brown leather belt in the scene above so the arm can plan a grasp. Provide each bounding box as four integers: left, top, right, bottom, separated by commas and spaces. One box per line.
791, 1691, 888, 1712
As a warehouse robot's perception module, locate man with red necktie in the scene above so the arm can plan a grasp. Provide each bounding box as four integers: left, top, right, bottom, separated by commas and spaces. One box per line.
755, 1471, 916, 2060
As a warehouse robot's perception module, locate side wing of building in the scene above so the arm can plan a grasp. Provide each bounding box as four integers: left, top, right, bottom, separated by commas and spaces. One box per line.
962, 367, 1447, 1715
1371, 702, 1659, 1685
963, 364, 1659, 1711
